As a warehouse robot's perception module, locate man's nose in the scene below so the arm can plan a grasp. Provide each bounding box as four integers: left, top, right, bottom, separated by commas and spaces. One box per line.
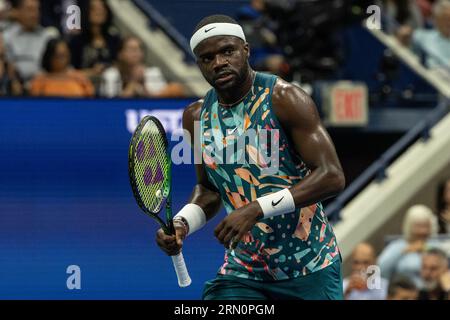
213, 54, 228, 71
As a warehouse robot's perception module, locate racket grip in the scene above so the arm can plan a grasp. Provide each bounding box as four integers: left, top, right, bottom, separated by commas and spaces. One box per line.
171, 252, 192, 287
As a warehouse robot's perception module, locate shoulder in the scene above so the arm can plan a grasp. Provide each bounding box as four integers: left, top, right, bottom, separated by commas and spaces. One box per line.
271, 77, 320, 128
68, 69, 89, 81
412, 28, 434, 44
183, 99, 204, 124
182, 99, 204, 145
31, 72, 48, 81
2, 23, 20, 40
383, 239, 407, 252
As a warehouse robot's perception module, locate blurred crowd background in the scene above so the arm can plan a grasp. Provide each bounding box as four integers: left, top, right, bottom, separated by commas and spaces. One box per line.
0, 0, 449, 300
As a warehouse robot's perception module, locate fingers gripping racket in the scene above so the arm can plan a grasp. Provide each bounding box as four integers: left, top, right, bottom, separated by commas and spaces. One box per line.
128, 115, 191, 287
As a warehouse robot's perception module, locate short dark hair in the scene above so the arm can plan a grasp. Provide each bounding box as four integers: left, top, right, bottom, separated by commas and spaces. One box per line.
41, 38, 68, 72
193, 14, 239, 34
10, 0, 33, 9
388, 276, 417, 297
424, 247, 448, 261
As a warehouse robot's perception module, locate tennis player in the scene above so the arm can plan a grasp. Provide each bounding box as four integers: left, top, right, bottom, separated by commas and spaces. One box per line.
156, 15, 346, 300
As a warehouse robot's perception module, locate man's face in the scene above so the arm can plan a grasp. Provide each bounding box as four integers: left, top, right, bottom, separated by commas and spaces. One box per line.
388, 288, 418, 300
194, 36, 250, 91
421, 254, 447, 290
435, 6, 450, 38
351, 246, 374, 274
17, 0, 40, 31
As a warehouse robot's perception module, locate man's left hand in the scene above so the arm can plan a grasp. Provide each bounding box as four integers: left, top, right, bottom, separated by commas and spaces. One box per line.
214, 201, 263, 249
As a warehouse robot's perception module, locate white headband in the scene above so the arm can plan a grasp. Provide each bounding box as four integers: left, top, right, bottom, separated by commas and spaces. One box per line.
190, 23, 246, 53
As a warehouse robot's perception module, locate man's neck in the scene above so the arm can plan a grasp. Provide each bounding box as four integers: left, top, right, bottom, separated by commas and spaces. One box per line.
217, 68, 255, 106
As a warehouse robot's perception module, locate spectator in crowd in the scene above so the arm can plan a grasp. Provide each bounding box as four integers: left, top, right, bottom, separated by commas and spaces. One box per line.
2, 0, 56, 86
100, 36, 185, 98
436, 178, 450, 234
382, 0, 424, 34
69, 0, 120, 87
0, 0, 12, 31
386, 276, 418, 300
343, 243, 388, 300
418, 248, 450, 300
236, 0, 289, 77
0, 31, 22, 95
378, 204, 438, 286
411, 0, 450, 69
30, 38, 94, 97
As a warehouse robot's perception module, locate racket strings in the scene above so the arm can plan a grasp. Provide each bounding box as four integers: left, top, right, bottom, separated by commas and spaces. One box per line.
133, 121, 169, 214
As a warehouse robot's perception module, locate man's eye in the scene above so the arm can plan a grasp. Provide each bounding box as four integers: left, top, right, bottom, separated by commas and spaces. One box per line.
224, 49, 233, 55
202, 57, 212, 63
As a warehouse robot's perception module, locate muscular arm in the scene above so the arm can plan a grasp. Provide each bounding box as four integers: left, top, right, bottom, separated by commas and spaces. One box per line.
182, 100, 222, 222
271, 79, 345, 208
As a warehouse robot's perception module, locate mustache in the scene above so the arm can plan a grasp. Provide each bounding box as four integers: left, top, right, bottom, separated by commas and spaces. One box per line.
214, 69, 235, 80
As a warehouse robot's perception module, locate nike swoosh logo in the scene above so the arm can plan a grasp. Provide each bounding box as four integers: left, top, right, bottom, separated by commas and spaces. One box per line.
227, 127, 238, 135
271, 196, 284, 207
204, 27, 216, 33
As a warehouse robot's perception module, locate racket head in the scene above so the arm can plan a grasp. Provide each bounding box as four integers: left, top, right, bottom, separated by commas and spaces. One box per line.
128, 116, 171, 224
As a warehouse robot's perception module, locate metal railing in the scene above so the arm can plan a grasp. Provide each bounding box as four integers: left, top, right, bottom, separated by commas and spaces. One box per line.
325, 99, 449, 222
132, 0, 195, 62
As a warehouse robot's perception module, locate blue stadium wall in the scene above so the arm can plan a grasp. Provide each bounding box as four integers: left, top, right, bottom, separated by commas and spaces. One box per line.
0, 98, 228, 299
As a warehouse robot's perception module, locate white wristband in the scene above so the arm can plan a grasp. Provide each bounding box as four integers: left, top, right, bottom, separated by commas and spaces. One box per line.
256, 188, 296, 219
174, 203, 206, 236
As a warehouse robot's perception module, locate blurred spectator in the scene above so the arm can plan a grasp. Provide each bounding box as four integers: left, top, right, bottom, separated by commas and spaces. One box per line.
100, 36, 185, 98
69, 0, 120, 86
236, 0, 289, 77
30, 38, 94, 97
386, 275, 418, 300
0, 31, 22, 95
418, 248, 450, 300
343, 243, 388, 300
2, 0, 56, 85
378, 204, 438, 286
0, 0, 12, 31
411, 0, 450, 69
382, 0, 424, 35
437, 178, 450, 234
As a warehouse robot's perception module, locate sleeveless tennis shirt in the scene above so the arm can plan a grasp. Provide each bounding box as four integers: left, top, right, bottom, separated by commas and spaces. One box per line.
200, 72, 340, 281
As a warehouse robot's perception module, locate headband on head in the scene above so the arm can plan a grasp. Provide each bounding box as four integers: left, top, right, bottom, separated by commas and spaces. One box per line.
190, 23, 246, 53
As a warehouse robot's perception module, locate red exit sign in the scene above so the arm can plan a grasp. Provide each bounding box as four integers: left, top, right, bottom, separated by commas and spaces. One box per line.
326, 82, 368, 126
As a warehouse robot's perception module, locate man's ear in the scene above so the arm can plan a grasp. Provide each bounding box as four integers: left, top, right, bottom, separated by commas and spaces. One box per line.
244, 42, 250, 59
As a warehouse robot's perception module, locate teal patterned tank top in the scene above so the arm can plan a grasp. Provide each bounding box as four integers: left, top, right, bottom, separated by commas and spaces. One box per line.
200, 72, 340, 281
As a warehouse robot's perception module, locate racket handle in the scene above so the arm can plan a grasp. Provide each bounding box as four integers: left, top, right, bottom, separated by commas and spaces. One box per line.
171, 252, 192, 287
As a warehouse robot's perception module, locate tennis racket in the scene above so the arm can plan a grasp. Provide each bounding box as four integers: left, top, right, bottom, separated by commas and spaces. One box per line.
128, 115, 191, 287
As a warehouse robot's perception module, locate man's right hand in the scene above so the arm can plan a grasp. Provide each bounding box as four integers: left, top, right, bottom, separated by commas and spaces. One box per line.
155, 226, 187, 256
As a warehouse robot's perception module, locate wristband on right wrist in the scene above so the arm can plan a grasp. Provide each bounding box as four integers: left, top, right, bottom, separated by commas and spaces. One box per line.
173, 203, 206, 236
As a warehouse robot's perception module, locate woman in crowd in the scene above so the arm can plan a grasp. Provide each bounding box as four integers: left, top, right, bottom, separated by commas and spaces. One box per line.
378, 204, 439, 287
100, 36, 185, 98
69, 0, 120, 87
30, 38, 94, 97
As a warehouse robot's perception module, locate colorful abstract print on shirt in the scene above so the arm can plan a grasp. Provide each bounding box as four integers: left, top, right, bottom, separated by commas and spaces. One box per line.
200, 72, 340, 281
